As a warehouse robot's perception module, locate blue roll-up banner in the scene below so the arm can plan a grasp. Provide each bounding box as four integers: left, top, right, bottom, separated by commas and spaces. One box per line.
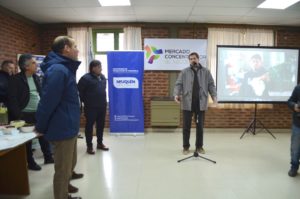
107, 51, 144, 134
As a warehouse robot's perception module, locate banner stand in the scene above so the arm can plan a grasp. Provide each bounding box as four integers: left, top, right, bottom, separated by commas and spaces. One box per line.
107, 51, 144, 135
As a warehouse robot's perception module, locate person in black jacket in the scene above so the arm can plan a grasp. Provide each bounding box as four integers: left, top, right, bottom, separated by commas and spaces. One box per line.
8, 54, 53, 171
287, 84, 300, 177
78, 60, 109, 154
0, 60, 15, 106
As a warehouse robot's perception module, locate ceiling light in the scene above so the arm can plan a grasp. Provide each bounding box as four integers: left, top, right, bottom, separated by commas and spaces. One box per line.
258, 0, 300, 9
98, 0, 131, 6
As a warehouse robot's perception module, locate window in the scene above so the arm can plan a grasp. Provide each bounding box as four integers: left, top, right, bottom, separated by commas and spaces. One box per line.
93, 29, 124, 101
93, 29, 124, 79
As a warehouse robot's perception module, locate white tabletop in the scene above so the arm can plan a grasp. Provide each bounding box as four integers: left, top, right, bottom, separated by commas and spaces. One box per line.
0, 132, 36, 151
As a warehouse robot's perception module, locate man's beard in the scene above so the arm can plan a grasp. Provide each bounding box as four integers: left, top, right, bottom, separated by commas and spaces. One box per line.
191, 62, 198, 67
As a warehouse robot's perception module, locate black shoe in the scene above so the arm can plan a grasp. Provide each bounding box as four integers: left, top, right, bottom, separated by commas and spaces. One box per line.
28, 163, 42, 171
44, 157, 54, 164
71, 171, 84, 180
68, 184, 78, 193
288, 168, 298, 177
97, 143, 109, 151
68, 195, 82, 199
87, 147, 95, 155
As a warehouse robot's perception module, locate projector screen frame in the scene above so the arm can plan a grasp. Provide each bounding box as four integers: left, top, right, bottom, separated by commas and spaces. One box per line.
216, 45, 300, 104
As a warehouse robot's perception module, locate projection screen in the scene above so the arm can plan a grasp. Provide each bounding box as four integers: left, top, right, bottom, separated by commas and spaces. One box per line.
216, 45, 300, 103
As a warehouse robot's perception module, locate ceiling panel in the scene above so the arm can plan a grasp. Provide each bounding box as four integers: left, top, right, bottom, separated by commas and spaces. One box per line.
20, 13, 86, 23
64, 0, 100, 7
5, 7, 77, 16
248, 9, 300, 18
191, 7, 253, 16
186, 15, 207, 23
188, 15, 240, 23
0, 0, 67, 8
239, 16, 299, 26
73, 7, 134, 16
134, 6, 192, 16
137, 15, 188, 22
195, 0, 264, 8
287, 1, 300, 10
85, 15, 137, 22
281, 18, 300, 26
131, 0, 197, 6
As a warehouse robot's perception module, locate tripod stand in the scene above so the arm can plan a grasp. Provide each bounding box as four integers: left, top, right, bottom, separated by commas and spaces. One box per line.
177, 151, 216, 164
240, 103, 276, 139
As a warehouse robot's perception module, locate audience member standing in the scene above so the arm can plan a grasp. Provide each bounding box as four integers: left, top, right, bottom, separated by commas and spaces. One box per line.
7, 54, 53, 170
78, 60, 109, 155
0, 60, 15, 106
287, 85, 300, 177
35, 36, 82, 199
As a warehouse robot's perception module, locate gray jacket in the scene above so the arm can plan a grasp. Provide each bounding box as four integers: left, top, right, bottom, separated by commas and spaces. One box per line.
174, 66, 217, 111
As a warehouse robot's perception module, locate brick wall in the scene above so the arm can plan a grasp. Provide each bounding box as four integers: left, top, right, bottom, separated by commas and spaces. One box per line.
1, 6, 299, 129
277, 29, 300, 47
143, 71, 170, 127
141, 27, 170, 127
0, 7, 40, 65
40, 25, 67, 55
205, 104, 292, 128
178, 27, 208, 39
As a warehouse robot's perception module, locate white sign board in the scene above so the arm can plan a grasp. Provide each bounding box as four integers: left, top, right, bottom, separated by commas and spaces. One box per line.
144, 39, 207, 70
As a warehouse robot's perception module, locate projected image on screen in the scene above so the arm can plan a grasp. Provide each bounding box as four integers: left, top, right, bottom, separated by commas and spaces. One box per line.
217, 46, 299, 102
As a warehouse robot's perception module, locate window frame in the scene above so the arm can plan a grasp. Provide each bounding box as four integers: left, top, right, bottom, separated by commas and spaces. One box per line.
92, 29, 124, 55
92, 29, 124, 102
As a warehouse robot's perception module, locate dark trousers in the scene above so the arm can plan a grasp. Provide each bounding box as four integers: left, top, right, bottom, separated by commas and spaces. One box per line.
21, 112, 52, 164
182, 110, 205, 149
84, 106, 106, 148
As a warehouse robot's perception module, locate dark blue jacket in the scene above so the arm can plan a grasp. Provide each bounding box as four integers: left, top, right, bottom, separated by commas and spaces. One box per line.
288, 85, 300, 127
78, 73, 107, 109
35, 51, 81, 141
0, 71, 10, 106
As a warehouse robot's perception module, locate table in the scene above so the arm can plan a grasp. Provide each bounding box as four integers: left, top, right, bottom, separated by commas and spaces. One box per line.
0, 133, 36, 195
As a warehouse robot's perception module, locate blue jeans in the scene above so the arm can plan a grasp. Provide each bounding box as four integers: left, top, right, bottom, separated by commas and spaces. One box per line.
290, 125, 300, 170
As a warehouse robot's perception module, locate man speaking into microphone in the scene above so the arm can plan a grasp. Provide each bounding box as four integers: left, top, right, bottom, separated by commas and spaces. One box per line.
174, 52, 217, 155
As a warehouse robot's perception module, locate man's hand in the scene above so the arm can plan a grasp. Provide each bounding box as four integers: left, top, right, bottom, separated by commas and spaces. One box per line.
294, 104, 300, 112
211, 97, 218, 108
174, 95, 181, 104
34, 128, 43, 137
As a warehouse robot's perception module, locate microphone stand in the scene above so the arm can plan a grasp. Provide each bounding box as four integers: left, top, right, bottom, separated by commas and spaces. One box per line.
177, 151, 216, 164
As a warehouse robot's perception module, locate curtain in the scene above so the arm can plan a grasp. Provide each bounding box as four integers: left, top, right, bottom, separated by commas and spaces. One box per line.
123, 26, 142, 50
67, 27, 89, 82
207, 28, 274, 109
87, 27, 94, 65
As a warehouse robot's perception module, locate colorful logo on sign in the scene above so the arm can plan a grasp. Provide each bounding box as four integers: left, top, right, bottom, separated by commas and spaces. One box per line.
144, 45, 163, 64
